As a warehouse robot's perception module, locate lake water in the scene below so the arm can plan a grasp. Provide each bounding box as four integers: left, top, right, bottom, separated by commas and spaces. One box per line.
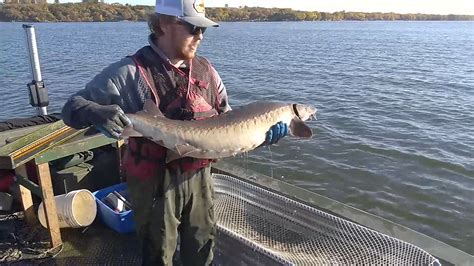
0, 21, 473, 255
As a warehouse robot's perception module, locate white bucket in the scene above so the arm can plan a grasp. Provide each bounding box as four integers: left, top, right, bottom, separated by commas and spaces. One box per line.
38, 189, 97, 228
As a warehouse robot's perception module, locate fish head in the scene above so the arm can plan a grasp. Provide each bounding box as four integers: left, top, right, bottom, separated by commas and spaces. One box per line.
294, 104, 317, 121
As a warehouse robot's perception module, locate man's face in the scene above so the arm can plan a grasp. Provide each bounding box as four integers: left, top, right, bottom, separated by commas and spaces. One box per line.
168, 20, 205, 60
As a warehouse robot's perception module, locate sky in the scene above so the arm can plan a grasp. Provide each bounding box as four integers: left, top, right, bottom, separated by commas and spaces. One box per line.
47, 0, 474, 15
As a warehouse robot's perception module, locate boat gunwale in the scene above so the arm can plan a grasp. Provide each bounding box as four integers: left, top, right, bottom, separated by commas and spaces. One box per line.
212, 161, 474, 265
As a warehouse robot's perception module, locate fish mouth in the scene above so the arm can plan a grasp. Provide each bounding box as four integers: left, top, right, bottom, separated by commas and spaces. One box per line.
310, 108, 317, 120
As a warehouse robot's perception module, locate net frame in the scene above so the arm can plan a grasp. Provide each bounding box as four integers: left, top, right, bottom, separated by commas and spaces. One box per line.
213, 174, 441, 265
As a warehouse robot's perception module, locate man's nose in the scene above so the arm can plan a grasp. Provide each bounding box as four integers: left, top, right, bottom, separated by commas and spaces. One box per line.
195, 30, 204, 40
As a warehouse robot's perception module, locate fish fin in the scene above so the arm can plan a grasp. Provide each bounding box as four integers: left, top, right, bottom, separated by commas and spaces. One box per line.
175, 143, 198, 156
166, 150, 181, 163
289, 119, 313, 138
165, 144, 198, 163
143, 99, 164, 117
121, 126, 143, 138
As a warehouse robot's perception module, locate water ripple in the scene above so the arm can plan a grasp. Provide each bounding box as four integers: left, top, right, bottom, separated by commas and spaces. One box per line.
1, 21, 473, 254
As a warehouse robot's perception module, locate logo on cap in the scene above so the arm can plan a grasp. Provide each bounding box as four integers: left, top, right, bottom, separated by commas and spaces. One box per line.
193, 0, 205, 14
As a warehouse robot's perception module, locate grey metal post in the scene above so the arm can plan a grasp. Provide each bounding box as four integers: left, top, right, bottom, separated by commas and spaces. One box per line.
23, 24, 48, 116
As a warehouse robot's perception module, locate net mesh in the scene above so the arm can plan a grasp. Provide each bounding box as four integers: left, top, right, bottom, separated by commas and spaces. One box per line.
213, 174, 440, 266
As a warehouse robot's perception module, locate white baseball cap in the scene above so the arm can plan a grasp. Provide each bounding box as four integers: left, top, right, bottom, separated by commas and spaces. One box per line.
155, 0, 219, 28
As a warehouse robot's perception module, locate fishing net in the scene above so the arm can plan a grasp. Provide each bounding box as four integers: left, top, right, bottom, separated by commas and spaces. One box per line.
213, 174, 440, 266
0, 212, 61, 263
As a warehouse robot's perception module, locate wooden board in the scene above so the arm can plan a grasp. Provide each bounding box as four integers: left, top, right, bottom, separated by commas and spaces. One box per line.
14, 164, 35, 225
36, 162, 62, 248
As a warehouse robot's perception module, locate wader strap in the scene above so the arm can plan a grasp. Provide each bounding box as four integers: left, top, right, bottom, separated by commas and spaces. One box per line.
131, 55, 160, 106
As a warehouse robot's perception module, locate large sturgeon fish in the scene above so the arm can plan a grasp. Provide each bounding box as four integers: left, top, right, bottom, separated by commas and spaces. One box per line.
124, 100, 317, 160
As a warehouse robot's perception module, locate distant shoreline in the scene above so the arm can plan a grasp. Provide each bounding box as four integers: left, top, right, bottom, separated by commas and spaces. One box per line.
0, 3, 473, 22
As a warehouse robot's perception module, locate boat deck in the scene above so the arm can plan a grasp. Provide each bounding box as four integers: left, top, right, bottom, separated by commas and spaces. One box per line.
1, 212, 275, 265
1, 160, 471, 265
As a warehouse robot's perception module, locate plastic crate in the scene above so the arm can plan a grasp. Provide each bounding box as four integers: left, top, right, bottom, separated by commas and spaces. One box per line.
93, 183, 135, 234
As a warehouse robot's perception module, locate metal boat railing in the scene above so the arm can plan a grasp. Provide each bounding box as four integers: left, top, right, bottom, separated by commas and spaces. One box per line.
212, 161, 474, 266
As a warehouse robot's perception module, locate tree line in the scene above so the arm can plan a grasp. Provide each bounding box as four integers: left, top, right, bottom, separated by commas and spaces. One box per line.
1, 3, 473, 22
0, 3, 150, 22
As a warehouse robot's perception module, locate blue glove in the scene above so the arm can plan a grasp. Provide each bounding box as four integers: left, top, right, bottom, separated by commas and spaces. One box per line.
265, 121, 288, 145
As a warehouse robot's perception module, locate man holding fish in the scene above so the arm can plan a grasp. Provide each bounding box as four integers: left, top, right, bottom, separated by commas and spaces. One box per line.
61, 0, 297, 265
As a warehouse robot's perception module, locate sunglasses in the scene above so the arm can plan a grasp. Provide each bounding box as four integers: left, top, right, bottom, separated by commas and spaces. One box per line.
176, 20, 207, 36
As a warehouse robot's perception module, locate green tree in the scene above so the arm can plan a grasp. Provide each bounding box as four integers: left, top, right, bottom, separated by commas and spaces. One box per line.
1, 3, 473, 22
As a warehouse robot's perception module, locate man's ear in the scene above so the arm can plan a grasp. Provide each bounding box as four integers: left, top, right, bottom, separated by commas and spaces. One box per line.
158, 17, 172, 35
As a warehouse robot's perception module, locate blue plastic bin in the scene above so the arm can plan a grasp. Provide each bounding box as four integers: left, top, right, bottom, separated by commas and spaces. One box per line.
93, 183, 135, 234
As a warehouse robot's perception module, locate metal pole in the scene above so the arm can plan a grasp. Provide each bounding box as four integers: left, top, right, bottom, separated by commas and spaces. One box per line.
23, 24, 48, 116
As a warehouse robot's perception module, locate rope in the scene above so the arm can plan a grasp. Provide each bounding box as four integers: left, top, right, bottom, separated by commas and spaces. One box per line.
0, 212, 63, 263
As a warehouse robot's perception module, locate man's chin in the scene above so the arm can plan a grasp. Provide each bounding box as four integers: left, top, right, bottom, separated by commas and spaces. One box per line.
186, 54, 196, 60
180, 50, 196, 60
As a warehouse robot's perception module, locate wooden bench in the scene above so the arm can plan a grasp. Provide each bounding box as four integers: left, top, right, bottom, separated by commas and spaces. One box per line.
0, 121, 122, 248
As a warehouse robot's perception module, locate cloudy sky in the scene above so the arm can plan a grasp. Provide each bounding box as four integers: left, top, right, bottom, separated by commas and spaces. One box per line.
49, 0, 474, 15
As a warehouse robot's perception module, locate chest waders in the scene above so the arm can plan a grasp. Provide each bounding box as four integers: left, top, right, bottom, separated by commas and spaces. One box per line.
123, 46, 219, 265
